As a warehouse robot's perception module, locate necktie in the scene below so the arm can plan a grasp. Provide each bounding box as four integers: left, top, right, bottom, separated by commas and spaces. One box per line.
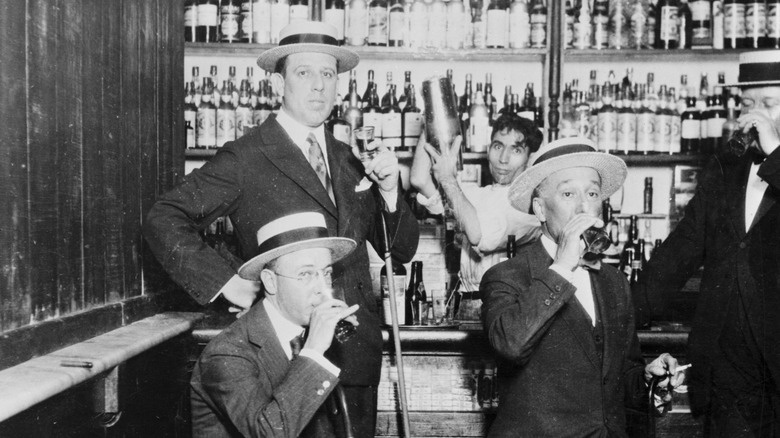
579, 254, 602, 271
290, 332, 305, 359
307, 133, 335, 204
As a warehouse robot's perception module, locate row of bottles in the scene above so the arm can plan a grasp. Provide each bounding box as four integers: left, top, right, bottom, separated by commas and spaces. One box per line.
381, 260, 434, 326
185, 0, 550, 49
564, 0, 780, 50
561, 68, 741, 155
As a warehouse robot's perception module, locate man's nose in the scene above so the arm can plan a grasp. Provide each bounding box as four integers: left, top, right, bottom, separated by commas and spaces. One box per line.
499, 147, 511, 163
312, 73, 325, 91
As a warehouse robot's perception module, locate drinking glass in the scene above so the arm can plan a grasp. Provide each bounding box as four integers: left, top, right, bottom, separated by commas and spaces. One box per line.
582, 227, 612, 255
727, 126, 759, 157
354, 126, 376, 191
323, 287, 357, 343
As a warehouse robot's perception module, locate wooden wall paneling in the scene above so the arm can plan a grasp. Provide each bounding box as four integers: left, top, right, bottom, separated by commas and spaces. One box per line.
27, 0, 62, 320
56, 0, 86, 314
0, 1, 31, 331
170, 1, 186, 186
102, 0, 125, 303
82, 0, 108, 308
121, 0, 143, 298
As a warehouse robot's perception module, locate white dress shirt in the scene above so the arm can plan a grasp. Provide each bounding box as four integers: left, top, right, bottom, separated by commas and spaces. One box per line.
541, 235, 597, 326
745, 162, 769, 232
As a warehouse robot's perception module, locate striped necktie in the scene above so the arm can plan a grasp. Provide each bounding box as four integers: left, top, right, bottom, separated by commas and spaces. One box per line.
306, 133, 335, 204
290, 332, 305, 359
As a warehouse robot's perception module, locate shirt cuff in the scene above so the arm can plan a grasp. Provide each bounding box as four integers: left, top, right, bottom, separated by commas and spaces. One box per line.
299, 349, 341, 377
415, 191, 445, 215
209, 289, 223, 303
380, 189, 398, 213
549, 264, 574, 283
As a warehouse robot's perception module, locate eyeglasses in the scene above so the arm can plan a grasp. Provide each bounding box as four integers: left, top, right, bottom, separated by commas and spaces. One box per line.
272, 267, 334, 286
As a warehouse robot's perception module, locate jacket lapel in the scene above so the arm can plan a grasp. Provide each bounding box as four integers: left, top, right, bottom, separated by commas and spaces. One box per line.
247, 303, 290, 386
325, 131, 369, 237
591, 270, 619, 377
257, 116, 338, 218
748, 184, 777, 232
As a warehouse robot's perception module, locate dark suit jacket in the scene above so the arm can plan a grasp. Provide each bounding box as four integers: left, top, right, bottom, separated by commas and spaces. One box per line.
636, 147, 780, 416
481, 239, 648, 438
191, 302, 339, 438
145, 115, 419, 386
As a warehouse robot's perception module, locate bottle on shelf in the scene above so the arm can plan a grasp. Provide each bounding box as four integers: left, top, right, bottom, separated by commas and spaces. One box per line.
706, 73, 727, 153
643, 177, 654, 214
368, 0, 389, 45
609, 0, 630, 49
362, 70, 376, 109
636, 86, 656, 155
485, 73, 498, 120
723, 0, 747, 48
518, 83, 536, 121
343, 70, 360, 113
628, 0, 647, 49
447, 0, 467, 48
642, 220, 655, 260
324, 0, 347, 43
388, 0, 405, 46
398, 71, 413, 110
429, 0, 447, 49
689, 0, 711, 46
381, 260, 407, 326
220, 0, 242, 42
654, 85, 673, 154
592, 0, 609, 49
197, 80, 217, 149
185, 0, 198, 43
197, 0, 220, 43
712, 0, 725, 48
767, 0, 780, 48
572, 0, 592, 49
678, 0, 693, 48
469, 89, 491, 153
382, 84, 403, 150
327, 104, 352, 144
217, 81, 236, 147
185, 82, 199, 150
271, 0, 291, 43
669, 87, 682, 154
363, 86, 384, 139
235, 80, 253, 139
406, 261, 427, 325
721, 95, 739, 144
510, 0, 532, 48
486, 0, 510, 48
408, 0, 429, 48
655, 0, 680, 48
251, 0, 272, 43
289, 0, 309, 23
744, 0, 767, 48
529, 0, 548, 48
347, 0, 369, 46
597, 84, 617, 153
646, 0, 657, 47
253, 81, 273, 127
681, 94, 701, 154
344, 85, 364, 145
402, 84, 424, 150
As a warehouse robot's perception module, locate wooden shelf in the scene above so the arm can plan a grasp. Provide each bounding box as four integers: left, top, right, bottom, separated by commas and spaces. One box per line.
185, 43, 547, 63
564, 48, 745, 63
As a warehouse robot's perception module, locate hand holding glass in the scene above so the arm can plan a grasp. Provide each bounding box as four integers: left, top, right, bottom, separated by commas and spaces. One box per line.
727, 126, 759, 157
582, 227, 612, 255
354, 126, 376, 191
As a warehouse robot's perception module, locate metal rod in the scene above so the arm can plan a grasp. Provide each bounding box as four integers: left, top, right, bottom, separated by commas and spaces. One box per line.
335, 386, 355, 438
380, 211, 412, 438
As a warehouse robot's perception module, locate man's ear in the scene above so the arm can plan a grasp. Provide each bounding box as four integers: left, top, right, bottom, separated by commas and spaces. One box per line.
532, 197, 546, 223
260, 269, 277, 296
270, 73, 285, 99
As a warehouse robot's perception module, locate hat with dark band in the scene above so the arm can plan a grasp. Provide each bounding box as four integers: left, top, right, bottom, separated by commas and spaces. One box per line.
728, 50, 780, 87
238, 212, 356, 281
508, 137, 628, 213
256, 21, 359, 74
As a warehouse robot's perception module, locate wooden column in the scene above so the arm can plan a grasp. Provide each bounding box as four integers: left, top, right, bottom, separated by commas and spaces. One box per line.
547, 0, 562, 142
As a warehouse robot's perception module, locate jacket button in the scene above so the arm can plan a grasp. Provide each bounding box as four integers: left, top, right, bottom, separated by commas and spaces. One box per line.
322, 381, 331, 389
554, 285, 561, 291
740, 242, 747, 249
544, 299, 551, 306
317, 389, 325, 396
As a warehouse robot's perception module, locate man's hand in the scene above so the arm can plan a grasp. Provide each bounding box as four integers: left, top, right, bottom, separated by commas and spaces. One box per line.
644, 353, 686, 405
220, 275, 262, 316
737, 108, 780, 157
554, 214, 604, 271
423, 135, 462, 186
304, 300, 360, 354
356, 140, 400, 193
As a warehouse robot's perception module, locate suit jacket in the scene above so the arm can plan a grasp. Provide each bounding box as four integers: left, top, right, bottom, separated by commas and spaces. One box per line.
636, 147, 780, 416
481, 239, 648, 438
191, 301, 339, 438
145, 115, 419, 386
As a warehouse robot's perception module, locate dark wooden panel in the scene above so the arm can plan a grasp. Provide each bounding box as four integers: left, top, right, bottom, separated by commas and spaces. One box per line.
121, 0, 143, 298
27, 0, 62, 320
82, 0, 107, 308
0, 1, 30, 331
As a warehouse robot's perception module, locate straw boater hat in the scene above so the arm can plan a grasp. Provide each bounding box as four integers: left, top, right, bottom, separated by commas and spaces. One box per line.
238, 212, 356, 281
508, 137, 628, 214
256, 21, 359, 74
728, 50, 780, 87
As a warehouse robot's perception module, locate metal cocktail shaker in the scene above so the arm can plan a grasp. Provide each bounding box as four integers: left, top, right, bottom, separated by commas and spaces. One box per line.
422, 75, 463, 170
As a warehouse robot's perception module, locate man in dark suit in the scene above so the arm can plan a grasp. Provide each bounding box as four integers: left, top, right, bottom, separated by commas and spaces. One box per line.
637, 50, 780, 436
145, 21, 419, 437
191, 212, 360, 437
481, 138, 683, 437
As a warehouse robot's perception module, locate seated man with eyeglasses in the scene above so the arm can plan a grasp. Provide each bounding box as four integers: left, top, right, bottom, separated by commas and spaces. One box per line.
190, 212, 360, 438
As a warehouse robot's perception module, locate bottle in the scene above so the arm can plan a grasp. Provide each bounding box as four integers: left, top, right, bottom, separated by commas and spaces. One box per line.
469, 90, 491, 152
767, 0, 780, 47
609, 0, 630, 49
592, 0, 610, 48
185, 0, 198, 42
447, 0, 467, 48
573, 0, 593, 49
486, 0, 510, 48
381, 261, 407, 325
628, 245, 642, 285
723, 0, 747, 48
388, 0, 405, 46
216, 82, 236, 148
327, 104, 352, 144
712, 0, 725, 48
745, 0, 767, 47
428, 0, 448, 48
362, 70, 376, 108
382, 84, 403, 150
643, 177, 653, 214
597, 85, 618, 153
485, 73, 498, 120
253, 0, 273, 43
654, 85, 673, 154
347, 0, 369, 46
185, 82, 199, 149
629, 0, 647, 48
655, 0, 680, 48
381, 72, 394, 108
228, 66, 239, 104
197, 0, 220, 42
344, 87, 364, 142
669, 87, 682, 154
635, 86, 655, 155
560, 86, 579, 138
678, 0, 694, 48
343, 70, 360, 113
706, 75, 727, 153
460, 74, 474, 121
617, 90, 637, 154
646, 0, 658, 47
197, 80, 217, 149
602, 201, 622, 268
235, 80, 253, 139
681, 95, 701, 154
363, 86, 383, 138
368, 0, 389, 45
575, 91, 592, 138
271, 0, 291, 43
690, 0, 712, 46
506, 235, 517, 259
399, 71, 413, 110
324, 0, 347, 42
253, 81, 273, 127
290, 0, 309, 22
722, 96, 739, 145
408, 0, 429, 48
402, 84, 424, 150
518, 83, 536, 121
529, 0, 548, 47
406, 261, 427, 325
510, 0, 532, 48
479, 365, 495, 409
220, 0, 242, 42
642, 220, 655, 260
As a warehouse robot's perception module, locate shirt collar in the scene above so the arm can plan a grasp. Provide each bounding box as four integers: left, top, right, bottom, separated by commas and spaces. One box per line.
276, 107, 328, 157
263, 299, 305, 359
540, 234, 558, 260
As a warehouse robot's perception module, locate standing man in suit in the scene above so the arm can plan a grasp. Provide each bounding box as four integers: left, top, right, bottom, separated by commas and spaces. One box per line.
191, 212, 359, 438
637, 50, 780, 436
481, 138, 684, 437
145, 21, 419, 437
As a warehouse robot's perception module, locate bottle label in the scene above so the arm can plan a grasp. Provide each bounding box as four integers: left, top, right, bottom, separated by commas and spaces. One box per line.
654, 114, 672, 152
681, 119, 701, 139
389, 9, 405, 43
746, 3, 767, 37
221, 13, 240, 39
597, 112, 617, 152
198, 4, 219, 26
197, 108, 217, 148
185, 111, 197, 149
469, 115, 491, 152
382, 274, 406, 325
241, 10, 253, 40
636, 112, 655, 152
271, 3, 291, 43
691, 0, 711, 21
724, 3, 747, 38
348, 5, 369, 45
592, 16, 609, 49
768, 4, 780, 37
403, 112, 423, 146
669, 116, 682, 153
382, 112, 402, 147
324, 9, 347, 40
290, 4, 309, 22
509, 9, 530, 48
217, 109, 236, 147
630, 7, 647, 48
617, 113, 637, 153
708, 116, 726, 138
185, 5, 197, 26
486, 9, 509, 47
368, 6, 389, 44
364, 112, 383, 137
333, 123, 351, 144
660, 6, 680, 41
